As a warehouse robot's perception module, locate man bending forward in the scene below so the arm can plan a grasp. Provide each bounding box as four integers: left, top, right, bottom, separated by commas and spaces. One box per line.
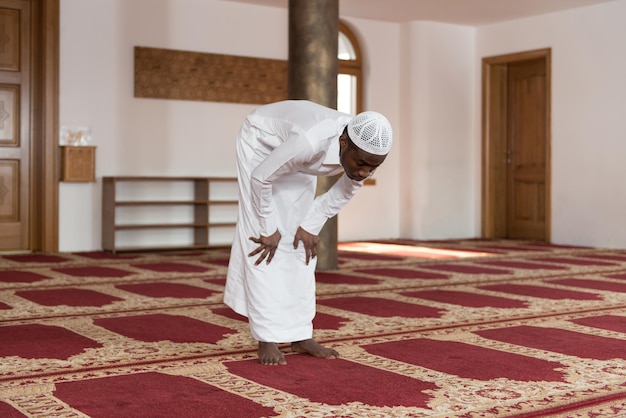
224, 100, 393, 365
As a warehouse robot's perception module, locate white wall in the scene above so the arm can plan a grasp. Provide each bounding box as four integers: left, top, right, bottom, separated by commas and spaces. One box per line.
59, 0, 626, 252
59, 0, 401, 251
476, 0, 626, 248
399, 21, 476, 240
335, 18, 401, 242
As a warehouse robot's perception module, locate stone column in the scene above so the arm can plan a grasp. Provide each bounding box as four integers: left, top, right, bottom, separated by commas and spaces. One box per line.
288, 0, 340, 270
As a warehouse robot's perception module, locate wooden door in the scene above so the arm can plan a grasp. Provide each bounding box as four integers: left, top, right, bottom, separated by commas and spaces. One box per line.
0, 0, 30, 251
482, 49, 551, 242
0, 0, 57, 252
506, 58, 547, 239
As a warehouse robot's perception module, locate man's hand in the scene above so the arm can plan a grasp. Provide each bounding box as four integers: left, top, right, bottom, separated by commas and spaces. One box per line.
248, 230, 282, 265
293, 227, 320, 265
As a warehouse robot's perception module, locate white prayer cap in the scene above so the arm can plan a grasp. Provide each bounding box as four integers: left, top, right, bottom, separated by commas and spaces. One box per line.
347, 111, 393, 155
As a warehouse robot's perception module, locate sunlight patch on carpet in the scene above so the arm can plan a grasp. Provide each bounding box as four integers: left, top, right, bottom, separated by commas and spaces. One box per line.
338, 242, 494, 259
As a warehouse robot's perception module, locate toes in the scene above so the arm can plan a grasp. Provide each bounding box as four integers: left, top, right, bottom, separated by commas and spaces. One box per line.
258, 342, 287, 365
322, 349, 339, 359
259, 356, 285, 365
291, 340, 339, 359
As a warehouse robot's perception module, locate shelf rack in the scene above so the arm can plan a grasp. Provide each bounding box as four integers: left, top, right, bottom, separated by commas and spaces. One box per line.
102, 176, 238, 253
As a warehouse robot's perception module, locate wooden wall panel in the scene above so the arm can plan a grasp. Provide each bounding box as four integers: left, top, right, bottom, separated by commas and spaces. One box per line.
0, 9, 20, 71
0, 84, 19, 144
0, 160, 18, 222
134, 47, 288, 104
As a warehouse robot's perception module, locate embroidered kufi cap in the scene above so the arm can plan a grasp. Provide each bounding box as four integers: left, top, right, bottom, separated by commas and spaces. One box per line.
347, 111, 393, 155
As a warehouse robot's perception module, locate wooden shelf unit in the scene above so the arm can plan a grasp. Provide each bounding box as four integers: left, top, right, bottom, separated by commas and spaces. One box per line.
102, 176, 238, 253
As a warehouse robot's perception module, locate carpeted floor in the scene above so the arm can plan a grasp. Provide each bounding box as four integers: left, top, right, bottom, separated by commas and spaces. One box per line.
2, 239, 626, 417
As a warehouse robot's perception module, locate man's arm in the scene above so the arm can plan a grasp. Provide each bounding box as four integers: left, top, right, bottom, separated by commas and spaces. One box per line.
249, 136, 312, 237
247, 136, 313, 265
298, 174, 363, 236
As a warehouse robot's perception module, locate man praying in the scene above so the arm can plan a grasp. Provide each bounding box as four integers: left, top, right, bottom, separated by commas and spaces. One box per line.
224, 100, 393, 365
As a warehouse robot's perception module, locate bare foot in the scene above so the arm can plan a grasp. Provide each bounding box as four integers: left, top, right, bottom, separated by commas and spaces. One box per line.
258, 342, 287, 365
291, 339, 339, 359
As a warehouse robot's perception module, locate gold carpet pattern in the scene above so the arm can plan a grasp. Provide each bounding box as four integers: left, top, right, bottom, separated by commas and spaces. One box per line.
1, 240, 626, 417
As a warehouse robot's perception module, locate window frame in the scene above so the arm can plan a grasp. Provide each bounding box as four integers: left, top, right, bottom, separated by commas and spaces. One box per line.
338, 21, 363, 114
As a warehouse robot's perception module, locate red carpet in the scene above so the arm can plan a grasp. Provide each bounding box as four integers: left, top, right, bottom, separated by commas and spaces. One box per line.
54, 372, 277, 418
2, 239, 626, 416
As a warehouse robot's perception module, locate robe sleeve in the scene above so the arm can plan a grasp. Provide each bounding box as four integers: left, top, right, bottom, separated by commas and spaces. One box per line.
250, 136, 313, 236
299, 174, 363, 235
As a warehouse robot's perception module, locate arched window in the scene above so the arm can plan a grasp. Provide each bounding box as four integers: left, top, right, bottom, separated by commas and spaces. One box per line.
337, 21, 362, 115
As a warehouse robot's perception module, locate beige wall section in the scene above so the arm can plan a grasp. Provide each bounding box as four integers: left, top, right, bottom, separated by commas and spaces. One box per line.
399, 21, 476, 240
476, 0, 626, 248
58, 0, 626, 251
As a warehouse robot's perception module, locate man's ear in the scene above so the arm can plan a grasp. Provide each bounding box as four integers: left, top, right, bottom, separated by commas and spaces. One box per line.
339, 132, 348, 149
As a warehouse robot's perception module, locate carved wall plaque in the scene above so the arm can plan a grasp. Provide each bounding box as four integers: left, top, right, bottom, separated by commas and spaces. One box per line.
60, 146, 96, 182
134, 47, 288, 104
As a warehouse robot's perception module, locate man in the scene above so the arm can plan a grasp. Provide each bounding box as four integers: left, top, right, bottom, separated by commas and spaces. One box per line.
224, 99, 392, 365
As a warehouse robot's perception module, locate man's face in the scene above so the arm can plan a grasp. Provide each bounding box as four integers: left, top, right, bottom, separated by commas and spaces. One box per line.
339, 131, 387, 182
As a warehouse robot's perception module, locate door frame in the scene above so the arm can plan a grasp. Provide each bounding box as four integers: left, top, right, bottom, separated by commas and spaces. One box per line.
481, 48, 551, 241
31, 0, 59, 251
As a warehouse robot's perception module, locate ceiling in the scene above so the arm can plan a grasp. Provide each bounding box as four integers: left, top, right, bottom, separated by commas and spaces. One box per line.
222, 0, 617, 25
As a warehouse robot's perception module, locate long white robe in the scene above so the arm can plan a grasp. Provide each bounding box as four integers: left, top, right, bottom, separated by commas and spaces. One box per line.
224, 100, 362, 342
